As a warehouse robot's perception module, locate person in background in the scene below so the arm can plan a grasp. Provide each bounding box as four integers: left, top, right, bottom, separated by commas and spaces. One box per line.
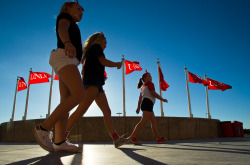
130, 72, 168, 145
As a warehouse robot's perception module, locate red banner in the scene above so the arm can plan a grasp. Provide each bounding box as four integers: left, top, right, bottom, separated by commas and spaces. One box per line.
158, 65, 169, 91
125, 60, 142, 74
29, 72, 51, 84
54, 74, 59, 80
17, 77, 27, 91
188, 72, 209, 86
207, 78, 232, 91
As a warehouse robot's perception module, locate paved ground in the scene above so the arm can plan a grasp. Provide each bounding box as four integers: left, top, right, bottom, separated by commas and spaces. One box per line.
0, 137, 250, 165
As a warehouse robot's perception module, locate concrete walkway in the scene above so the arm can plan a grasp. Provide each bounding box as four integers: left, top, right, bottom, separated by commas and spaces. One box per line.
0, 137, 250, 165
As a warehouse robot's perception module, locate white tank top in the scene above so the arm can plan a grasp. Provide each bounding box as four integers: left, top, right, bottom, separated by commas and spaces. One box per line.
140, 81, 156, 104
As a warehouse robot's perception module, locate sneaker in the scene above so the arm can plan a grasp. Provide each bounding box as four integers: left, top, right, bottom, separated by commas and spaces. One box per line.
131, 137, 141, 145
157, 137, 167, 144
53, 140, 82, 152
34, 125, 54, 152
114, 135, 131, 148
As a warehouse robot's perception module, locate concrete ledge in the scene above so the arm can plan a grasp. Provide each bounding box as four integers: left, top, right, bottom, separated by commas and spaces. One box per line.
0, 117, 220, 142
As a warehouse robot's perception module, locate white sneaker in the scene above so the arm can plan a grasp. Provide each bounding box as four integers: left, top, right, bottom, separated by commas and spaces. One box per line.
53, 141, 82, 152
34, 125, 54, 152
114, 134, 131, 148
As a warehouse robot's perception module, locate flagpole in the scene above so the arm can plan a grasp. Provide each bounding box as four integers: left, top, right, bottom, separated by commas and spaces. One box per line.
157, 58, 164, 117
184, 66, 193, 118
11, 76, 19, 122
122, 55, 126, 117
47, 68, 54, 118
23, 68, 32, 121
204, 73, 211, 119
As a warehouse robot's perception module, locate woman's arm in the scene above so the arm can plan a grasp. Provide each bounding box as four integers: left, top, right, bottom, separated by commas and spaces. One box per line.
98, 56, 122, 69
150, 90, 168, 103
136, 94, 143, 114
58, 19, 76, 58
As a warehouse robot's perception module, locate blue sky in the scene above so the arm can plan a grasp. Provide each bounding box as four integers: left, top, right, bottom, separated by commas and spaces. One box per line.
1, 0, 249, 129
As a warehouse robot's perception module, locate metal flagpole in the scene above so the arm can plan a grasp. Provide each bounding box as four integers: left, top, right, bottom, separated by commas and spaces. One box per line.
157, 58, 164, 117
47, 68, 54, 118
184, 66, 193, 118
23, 68, 32, 121
11, 76, 19, 122
204, 73, 211, 119
122, 55, 126, 117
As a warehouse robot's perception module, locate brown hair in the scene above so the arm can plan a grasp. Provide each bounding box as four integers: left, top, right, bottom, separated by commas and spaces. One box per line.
137, 78, 143, 89
137, 72, 150, 89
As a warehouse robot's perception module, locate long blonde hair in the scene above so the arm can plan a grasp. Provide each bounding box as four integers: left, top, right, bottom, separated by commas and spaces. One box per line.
81, 32, 106, 63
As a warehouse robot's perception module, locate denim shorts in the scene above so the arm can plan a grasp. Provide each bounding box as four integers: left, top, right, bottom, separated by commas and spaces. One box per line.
83, 77, 104, 93
49, 48, 80, 75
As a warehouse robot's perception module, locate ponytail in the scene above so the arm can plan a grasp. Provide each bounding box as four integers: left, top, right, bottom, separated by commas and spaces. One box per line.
137, 78, 143, 89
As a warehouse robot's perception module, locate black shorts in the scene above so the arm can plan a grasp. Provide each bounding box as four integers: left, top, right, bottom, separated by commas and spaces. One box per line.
83, 77, 104, 93
141, 98, 154, 112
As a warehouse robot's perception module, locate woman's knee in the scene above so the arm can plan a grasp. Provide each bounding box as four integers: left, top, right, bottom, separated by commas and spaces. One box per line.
139, 117, 148, 124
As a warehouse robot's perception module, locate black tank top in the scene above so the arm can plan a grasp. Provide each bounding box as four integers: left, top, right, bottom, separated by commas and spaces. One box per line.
56, 12, 83, 62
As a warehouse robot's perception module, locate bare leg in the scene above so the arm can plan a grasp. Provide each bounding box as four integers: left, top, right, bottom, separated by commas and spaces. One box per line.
131, 111, 151, 137
94, 92, 115, 133
149, 112, 161, 138
66, 86, 99, 131
54, 78, 70, 143
41, 65, 85, 131
54, 114, 69, 143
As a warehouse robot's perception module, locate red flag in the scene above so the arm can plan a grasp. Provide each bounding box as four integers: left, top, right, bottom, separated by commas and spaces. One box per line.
158, 65, 169, 91
54, 74, 59, 80
17, 77, 27, 91
188, 72, 209, 86
125, 60, 142, 74
29, 72, 51, 84
207, 78, 232, 91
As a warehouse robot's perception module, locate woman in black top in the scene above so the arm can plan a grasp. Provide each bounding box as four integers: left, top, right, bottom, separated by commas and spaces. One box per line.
34, 1, 85, 152
66, 32, 130, 148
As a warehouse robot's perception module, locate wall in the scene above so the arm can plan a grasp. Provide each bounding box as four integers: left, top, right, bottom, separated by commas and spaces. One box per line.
0, 117, 220, 142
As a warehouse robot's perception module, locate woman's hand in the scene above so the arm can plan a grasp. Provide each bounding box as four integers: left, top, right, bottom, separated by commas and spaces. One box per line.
116, 62, 122, 69
162, 99, 168, 103
64, 42, 76, 58
136, 108, 140, 114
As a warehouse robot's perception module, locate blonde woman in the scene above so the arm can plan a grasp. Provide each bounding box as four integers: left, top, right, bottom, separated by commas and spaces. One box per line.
66, 32, 130, 148
34, 1, 85, 152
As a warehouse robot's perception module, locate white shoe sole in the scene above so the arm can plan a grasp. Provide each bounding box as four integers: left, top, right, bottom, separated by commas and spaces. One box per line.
33, 126, 54, 152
